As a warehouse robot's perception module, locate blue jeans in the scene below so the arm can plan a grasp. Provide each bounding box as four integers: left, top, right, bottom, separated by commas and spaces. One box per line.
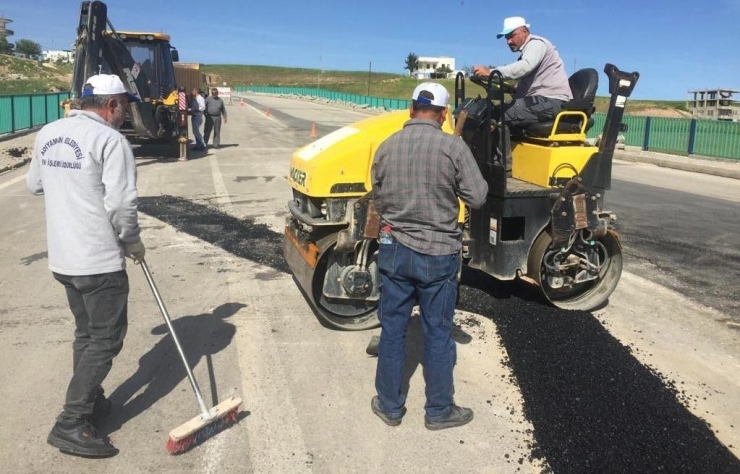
191, 115, 205, 148
374, 239, 459, 421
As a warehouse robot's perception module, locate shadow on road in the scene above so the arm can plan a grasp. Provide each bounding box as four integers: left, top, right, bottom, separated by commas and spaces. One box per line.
138, 195, 740, 473
103, 302, 245, 435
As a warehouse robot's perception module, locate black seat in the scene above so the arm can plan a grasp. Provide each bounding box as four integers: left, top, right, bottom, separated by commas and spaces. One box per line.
522, 68, 599, 137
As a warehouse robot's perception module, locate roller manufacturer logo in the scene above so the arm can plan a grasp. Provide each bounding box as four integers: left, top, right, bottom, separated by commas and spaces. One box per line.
290, 166, 307, 187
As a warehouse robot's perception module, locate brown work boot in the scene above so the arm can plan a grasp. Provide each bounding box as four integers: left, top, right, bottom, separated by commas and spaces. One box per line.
371, 396, 406, 427
424, 404, 474, 431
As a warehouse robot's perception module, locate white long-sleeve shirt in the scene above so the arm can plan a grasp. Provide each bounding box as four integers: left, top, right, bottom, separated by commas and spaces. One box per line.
27, 110, 140, 275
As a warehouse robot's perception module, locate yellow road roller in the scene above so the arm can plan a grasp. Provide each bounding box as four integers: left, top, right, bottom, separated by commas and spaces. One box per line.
283, 63, 639, 330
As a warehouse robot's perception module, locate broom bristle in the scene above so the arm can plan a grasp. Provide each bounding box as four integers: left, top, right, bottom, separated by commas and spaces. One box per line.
164, 407, 240, 454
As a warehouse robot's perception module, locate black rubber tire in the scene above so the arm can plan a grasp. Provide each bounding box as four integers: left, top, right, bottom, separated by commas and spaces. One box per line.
527, 230, 623, 311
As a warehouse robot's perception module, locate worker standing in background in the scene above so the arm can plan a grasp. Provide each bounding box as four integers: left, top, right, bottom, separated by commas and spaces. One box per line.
370, 83, 488, 430
27, 74, 145, 458
190, 87, 206, 150
204, 88, 228, 149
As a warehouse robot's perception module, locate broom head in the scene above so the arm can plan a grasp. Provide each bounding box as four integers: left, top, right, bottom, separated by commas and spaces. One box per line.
165, 396, 242, 454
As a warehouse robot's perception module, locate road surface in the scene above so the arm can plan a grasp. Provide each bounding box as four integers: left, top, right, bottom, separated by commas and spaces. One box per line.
0, 95, 738, 473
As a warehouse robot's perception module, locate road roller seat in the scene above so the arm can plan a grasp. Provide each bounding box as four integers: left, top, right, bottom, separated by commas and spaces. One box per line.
520, 68, 599, 139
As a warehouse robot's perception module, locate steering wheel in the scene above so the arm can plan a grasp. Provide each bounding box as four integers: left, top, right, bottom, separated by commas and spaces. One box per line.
470, 74, 517, 95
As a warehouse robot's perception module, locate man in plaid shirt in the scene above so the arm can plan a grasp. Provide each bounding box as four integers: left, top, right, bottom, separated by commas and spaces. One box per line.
370, 83, 488, 430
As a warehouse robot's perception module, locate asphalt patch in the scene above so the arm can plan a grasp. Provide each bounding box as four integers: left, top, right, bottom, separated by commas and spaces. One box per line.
6, 146, 28, 158
460, 267, 740, 473
138, 195, 740, 473
138, 195, 288, 273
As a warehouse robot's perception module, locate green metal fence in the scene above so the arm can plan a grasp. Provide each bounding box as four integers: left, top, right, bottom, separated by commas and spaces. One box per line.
236, 85, 740, 160
5, 87, 740, 161
0, 92, 70, 135
233, 86, 412, 111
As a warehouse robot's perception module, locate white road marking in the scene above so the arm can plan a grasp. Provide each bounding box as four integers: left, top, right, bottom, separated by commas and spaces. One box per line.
0, 173, 27, 191
208, 154, 311, 472
238, 98, 286, 127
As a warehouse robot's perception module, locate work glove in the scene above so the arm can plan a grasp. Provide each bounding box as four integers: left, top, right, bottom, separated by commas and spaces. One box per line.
124, 239, 146, 264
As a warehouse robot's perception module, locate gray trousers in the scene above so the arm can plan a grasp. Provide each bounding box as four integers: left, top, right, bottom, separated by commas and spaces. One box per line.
204, 115, 222, 147
53, 271, 129, 425
503, 96, 565, 127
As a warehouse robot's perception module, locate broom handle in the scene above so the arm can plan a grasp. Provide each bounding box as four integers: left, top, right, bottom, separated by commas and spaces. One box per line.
140, 259, 212, 420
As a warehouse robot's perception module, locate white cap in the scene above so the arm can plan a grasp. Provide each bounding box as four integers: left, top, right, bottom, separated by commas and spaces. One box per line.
411, 82, 449, 107
81, 74, 140, 102
497, 16, 530, 39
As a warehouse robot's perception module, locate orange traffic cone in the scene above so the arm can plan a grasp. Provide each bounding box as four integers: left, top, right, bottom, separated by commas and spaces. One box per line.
310, 123, 317, 139
266, 108, 271, 117
239, 97, 244, 107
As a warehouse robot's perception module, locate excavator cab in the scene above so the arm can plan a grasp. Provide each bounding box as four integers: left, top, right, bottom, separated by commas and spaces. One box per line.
108, 32, 178, 103
69, 1, 189, 158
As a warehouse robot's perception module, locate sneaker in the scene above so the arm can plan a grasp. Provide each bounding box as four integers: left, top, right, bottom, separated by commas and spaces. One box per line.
47, 420, 118, 457
90, 387, 112, 422
371, 396, 405, 427
424, 405, 474, 431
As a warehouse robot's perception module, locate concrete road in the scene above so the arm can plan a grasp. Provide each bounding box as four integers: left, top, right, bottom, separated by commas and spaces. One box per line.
0, 95, 738, 473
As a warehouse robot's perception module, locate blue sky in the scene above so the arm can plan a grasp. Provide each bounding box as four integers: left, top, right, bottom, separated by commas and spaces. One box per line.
2, 0, 739, 99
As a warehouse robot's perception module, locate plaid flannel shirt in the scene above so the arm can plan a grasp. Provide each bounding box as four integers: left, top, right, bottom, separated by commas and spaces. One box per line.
371, 118, 488, 256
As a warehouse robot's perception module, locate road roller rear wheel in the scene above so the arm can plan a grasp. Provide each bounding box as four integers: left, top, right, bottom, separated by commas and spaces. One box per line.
526, 230, 622, 311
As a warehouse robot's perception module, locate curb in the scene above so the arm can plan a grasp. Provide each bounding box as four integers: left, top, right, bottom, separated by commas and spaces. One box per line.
0, 157, 31, 175
615, 152, 740, 181
0, 126, 42, 143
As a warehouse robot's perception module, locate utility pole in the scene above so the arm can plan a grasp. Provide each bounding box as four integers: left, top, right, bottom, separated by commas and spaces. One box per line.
573, 58, 577, 72
367, 61, 372, 96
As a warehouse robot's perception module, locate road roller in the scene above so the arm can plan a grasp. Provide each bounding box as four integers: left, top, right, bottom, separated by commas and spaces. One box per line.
283, 63, 639, 330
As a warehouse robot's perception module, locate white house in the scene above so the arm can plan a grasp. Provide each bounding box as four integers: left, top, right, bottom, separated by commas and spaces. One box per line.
42, 50, 74, 63
415, 56, 456, 78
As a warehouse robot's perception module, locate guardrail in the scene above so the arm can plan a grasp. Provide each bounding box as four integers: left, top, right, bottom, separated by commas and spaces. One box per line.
0, 92, 70, 135
587, 113, 740, 160
235, 86, 740, 161
233, 86, 411, 111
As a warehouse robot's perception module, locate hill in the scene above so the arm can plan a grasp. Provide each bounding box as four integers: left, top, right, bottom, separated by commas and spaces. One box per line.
0, 55, 72, 94
202, 64, 689, 118
0, 57, 689, 118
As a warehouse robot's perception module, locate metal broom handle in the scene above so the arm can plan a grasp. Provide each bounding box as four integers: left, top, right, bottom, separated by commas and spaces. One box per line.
140, 259, 213, 420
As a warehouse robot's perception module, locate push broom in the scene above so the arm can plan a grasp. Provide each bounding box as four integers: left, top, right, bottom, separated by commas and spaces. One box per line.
140, 259, 243, 454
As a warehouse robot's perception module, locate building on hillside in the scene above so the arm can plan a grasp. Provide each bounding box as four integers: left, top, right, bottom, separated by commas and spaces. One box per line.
686, 88, 740, 122
42, 50, 74, 63
0, 16, 14, 50
414, 56, 456, 79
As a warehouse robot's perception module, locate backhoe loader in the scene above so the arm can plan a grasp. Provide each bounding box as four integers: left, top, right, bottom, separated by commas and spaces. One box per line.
68, 1, 190, 158
283, 63, 639, 330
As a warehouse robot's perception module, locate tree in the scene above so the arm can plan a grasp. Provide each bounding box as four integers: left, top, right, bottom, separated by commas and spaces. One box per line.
15, 39, 42, 59
434, 64, 452, 78
404, 53, 419, 75
0, 36, 12, 55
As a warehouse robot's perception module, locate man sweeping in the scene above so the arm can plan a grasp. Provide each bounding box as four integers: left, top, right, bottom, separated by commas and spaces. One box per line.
27, 74, 145, 458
